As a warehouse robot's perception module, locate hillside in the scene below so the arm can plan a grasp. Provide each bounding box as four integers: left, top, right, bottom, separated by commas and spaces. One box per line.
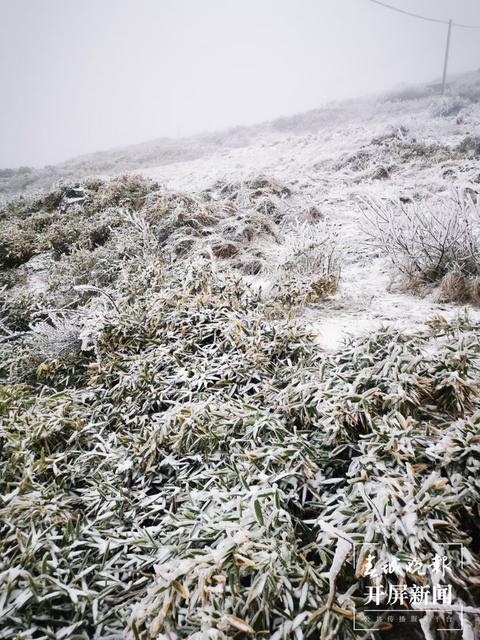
1, 70, 480, 639
2, 70, 479, 200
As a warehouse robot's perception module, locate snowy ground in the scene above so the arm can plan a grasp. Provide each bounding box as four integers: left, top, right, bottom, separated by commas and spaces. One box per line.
137, 87, 480, 349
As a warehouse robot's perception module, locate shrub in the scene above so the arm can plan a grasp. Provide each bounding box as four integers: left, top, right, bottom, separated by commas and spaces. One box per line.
269, 223, 340, 309
363, 192, 480, 302
438, 267, 480, 305
0, 225, 37, 267
0, 286, 40, 332
430, 95, 467, 118
458, 135, 480, 157
89, 173, 156, 210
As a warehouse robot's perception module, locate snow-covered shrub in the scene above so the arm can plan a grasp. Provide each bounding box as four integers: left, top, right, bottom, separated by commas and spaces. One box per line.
370, 164, 390, 180
141, 175, 294, 270
438, 267, 480, 305
0, 175, 161, 269
430, 95, 467, 118
363, 192, 480, 302
269, 223, 340, 308
0, 286, 39, 332
336, 148, 372, 173
0, 223, 37, 267
128, 312, 480, 638
89, 173, 155, 210
49, 244, 122, 296
371, 124, 409, 145
27, 316, 82, 361
458, 134, 480, 157
0, 310, 92, 387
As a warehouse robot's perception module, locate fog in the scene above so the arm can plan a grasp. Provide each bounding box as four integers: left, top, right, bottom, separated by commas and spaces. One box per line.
1, 0, 479, 168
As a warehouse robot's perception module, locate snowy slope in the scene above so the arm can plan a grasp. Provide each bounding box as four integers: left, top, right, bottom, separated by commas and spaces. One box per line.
1, 70, 479, 197
3, 71, 480, 348
136, 74, 480, 348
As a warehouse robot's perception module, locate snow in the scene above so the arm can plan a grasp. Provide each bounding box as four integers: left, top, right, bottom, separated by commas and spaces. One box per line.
16, 252, 52, 295
326, 536, 353, 609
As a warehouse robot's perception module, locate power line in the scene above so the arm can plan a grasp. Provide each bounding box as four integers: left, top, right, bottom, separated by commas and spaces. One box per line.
370, 0, 448, 25
369, 1, 480, 96
453, 20, 480, 30
369, 0, 480, 30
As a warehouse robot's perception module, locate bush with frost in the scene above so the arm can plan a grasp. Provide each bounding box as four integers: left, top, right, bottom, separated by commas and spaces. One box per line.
363, 191, 480, 303
269, 223, 340, 309
430, 95, 467, 118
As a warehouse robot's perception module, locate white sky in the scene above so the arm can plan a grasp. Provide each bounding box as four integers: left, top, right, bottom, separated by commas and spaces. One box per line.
1, 0, 479, 168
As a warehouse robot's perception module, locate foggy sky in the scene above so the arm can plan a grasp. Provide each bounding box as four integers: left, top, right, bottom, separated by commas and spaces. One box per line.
1, 0, 479, 168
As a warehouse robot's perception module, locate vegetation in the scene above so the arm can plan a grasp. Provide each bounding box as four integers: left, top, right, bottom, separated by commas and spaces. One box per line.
0, 176, 479, 639
364, 191, 480, 304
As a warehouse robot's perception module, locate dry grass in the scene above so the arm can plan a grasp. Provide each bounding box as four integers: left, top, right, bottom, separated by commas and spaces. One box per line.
439, 269, 480, 305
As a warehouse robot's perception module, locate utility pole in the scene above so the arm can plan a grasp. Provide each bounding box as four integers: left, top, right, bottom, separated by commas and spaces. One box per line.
441, 19, 452, 95
370, 3, 480, 95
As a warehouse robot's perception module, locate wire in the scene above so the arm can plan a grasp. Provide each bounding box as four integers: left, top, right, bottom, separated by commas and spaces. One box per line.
370, 0, 448, 25
454, 21, 480, 30
369, 0, 480, 30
